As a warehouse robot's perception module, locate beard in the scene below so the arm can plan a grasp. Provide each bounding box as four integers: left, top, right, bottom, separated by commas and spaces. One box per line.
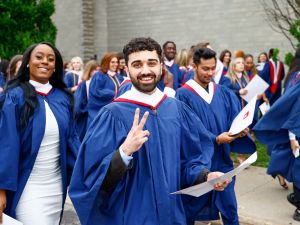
129, 72, 161, 93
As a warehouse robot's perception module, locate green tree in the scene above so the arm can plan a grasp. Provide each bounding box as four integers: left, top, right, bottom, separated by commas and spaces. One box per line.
261, 0, 300, 65
0, 0, 57, 59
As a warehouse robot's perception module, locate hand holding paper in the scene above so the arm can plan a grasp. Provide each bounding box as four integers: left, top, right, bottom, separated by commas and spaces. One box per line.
229, 95, 257, 135
242, 75, 269, 102
171, 152, 257, 197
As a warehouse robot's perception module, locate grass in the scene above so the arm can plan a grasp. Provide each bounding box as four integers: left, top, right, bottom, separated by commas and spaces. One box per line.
231, 139, 270, 168
253, 140, 270, 167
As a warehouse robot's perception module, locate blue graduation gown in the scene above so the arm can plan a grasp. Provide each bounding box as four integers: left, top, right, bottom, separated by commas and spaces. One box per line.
69, 94, 214, 225
87, 71, 123, 123
0, 72, 5, 88
165, 63, 181, 90
0, 86, 80, 218
176, 82, 255, 224
182, 69, 194, 85
64, 72, 79, 88
259, 60, 285, 105
74, 81, 89, 141
254, 82, 300, 186
285, 71, 300, 91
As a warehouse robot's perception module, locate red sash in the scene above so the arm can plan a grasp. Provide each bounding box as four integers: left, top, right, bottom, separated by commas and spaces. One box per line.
269, 60, 283, 94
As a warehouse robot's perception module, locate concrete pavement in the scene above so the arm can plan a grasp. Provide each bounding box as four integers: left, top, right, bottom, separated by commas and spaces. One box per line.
61, 166, 300, 225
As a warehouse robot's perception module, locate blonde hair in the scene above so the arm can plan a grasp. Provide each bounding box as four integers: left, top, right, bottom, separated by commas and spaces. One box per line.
82, 60, 97, 81
226, 57, 249, 85
70, 56, 84, 71
175, 49, 191, 68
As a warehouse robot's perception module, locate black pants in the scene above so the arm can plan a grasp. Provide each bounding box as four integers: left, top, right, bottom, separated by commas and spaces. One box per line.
294, 184, 300, 209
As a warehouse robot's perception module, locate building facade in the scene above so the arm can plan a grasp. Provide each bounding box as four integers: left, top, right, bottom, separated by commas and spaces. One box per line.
52, 0, 293, 62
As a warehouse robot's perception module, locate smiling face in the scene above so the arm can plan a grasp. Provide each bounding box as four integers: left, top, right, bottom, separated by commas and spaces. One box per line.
127, 50, 162, 94
164, 42, 176, 61
29, 44, 56, 84
109, 57, 118, 72
72, 59, 82, 71
223, 52, 231, 64
193, 57, 216, 88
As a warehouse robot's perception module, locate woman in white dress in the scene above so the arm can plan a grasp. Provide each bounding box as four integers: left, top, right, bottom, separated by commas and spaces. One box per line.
0, 42, 80, 224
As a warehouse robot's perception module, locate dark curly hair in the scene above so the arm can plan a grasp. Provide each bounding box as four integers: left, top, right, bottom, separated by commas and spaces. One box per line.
123, 37, 162, 64
2, 42, 73, 131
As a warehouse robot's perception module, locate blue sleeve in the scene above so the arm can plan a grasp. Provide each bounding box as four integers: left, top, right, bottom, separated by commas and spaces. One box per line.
219, 76, 232, 89
66, 108, 81, 185
69, 107, 128, 225
0, 90, 22, 191
178, 101, 214, 187
88, 73, 116, 120
254, 83, 300, 144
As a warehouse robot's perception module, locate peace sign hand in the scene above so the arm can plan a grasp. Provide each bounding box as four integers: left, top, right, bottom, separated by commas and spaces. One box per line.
121, 108, 150, 156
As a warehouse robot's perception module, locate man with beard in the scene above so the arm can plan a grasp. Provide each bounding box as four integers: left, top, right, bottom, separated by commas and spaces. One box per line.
176, 48, 256, 225
163, 41, 181, 89
69, 37, 230, 225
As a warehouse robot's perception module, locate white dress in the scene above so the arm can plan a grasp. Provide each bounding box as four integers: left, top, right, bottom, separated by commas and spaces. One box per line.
15, 89, 63, 225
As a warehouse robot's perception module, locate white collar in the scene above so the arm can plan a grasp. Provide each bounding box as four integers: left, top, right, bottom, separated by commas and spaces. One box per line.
164, 58, 174, 67
107, 70, 116, 77
269, 59, 281, 83
115, 86, 166, 110
185, 79, 215, 104
29, 80, 53, 95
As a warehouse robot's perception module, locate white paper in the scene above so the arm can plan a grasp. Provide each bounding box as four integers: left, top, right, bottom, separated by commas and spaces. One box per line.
171, 152, 257, 197
241, 75, 269, 102
229, 95, 257, 135
259, 102, 270, 116
2, 214, 23, 225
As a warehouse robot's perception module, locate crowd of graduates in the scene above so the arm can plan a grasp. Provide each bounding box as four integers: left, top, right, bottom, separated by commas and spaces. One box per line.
0, 37, 299, 225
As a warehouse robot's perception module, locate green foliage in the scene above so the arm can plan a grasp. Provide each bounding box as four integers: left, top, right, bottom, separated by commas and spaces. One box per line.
284, 52, 294, 66
289, 18, 300, 44
0, 0, 57, 60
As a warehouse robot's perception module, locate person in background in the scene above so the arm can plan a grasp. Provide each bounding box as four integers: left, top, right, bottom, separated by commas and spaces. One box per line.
87, 52, 123, 123
256, 52, 269, 72
117, 52, 128, 77
163, 41, 181, 90
219, 50, 250, 164
219, 49, 231, 76
176, 48, 193, 87
7, 54, 23, 81
74, 60, 98, 141
64, 56, 84, 93
260, 48, 285, 105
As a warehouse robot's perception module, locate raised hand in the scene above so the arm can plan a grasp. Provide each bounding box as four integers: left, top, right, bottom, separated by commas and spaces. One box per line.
121, 108, 150, 156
